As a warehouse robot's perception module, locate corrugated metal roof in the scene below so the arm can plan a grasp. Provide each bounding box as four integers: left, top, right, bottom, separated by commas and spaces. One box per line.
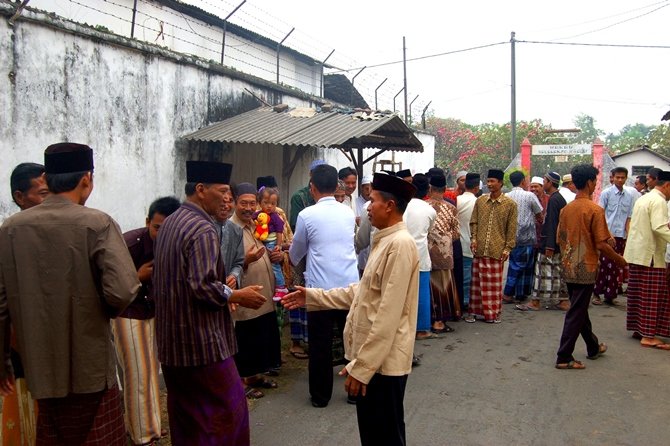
182, 107, 423, 153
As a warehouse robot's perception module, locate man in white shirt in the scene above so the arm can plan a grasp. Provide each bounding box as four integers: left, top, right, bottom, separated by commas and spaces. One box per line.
354, 175, 373, 274
403, 174, 436, 339
457, 173, 480, 309
338, 166, 358, 210
289, 164, 359, 408
559, 174, 576, 203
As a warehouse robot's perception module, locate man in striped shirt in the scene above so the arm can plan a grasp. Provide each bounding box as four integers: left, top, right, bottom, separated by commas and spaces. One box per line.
153, 161, 265, 446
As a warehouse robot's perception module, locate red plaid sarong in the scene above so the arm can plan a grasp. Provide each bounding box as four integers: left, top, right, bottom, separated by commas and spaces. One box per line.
36, 385, 125, 446
469, 256, 504, 321
626, 264, 670, 338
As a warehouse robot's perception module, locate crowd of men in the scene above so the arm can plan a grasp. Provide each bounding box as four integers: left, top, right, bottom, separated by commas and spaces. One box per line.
1, 142, 670, 446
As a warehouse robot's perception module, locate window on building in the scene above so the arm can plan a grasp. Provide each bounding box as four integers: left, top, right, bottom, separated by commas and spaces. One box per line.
632, 165, 654, 176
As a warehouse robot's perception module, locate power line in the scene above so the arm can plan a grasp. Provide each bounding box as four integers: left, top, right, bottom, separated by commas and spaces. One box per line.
524, 0, 669, 35
518, 40, 670, 49
551, 2, 670, 41
330, 41, 508, 73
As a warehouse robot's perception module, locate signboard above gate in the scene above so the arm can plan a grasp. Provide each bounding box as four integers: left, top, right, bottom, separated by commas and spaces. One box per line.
531, 144, 591, 156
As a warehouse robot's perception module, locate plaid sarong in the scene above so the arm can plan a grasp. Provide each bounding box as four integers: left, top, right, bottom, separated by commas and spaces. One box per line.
626, 264, 670, 338
36, 385, 125, 446
469, 256, 504, 321
289, 308, 308, 344
594, 237, 626, 300
504, 245, 535, 298
532, 253, 569, 301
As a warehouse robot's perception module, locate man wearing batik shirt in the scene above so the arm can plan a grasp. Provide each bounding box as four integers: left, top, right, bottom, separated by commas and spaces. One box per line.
624, 170, 670, 350
555, 164, 624, 370
592, 167, 636, 305
153, 161, 265, 445
517, 172, 569, 312
503, 171, 542, 304
465, 169, 517, 324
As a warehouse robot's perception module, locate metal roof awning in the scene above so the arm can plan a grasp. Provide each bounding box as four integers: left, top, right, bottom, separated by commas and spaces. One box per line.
182, 106, 424, 153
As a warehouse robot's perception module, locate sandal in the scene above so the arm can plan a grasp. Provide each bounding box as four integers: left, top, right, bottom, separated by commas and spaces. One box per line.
555, 360, 585, 370
249, 378, 278, 389
516, 303, 539, 311
415, 332, 443, 340
587, 343, 607, 360
244, 386, 264, 399
591, 296, 603, 306
641, 340, 670, 350
463, 315, 476, 323
290, 349, 309, 359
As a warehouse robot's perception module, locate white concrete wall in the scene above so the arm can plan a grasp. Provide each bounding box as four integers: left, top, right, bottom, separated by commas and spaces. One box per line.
28, 0, 321, 95
0, 7, 315, 229
613, 151, 670, 177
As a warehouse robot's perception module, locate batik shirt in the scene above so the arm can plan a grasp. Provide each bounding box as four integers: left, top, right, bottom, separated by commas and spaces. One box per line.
506, 187, 542, 246
470, 194, 517, 260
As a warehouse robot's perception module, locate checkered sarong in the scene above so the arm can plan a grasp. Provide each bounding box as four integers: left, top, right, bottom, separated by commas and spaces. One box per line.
626, 264, 670, 338
469, 256, 504, 321
504, 245, 535, 298
532, 253, 569, 301
36, 385, 125, 446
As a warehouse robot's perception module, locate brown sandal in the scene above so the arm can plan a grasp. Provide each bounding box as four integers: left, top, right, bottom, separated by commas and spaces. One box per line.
555, 360, 585, 370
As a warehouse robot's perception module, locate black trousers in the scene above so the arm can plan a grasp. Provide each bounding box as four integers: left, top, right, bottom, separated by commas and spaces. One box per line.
556, 282, 600, 363
307, 309, 348, 405
356, 374, 408, 446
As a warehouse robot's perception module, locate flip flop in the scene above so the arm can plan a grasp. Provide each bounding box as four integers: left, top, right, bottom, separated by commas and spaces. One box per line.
641, 342, 670, 350
245, 386, 264, 399
591, 297, 603, 306
415, 332, 444, 340
515, 303, 539, 311
555, 360, 585, 370
432, 325, 454, 334
249, 378, 278, 389
546, 303, 570, 311
290, 350, 309, 359
587, 343, 607, 360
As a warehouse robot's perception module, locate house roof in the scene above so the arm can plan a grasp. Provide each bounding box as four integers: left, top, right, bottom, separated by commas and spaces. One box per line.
611, 146, 670, 164
323, 74, 369, 109
182, 106, 423, 152
154, 0, 331, 68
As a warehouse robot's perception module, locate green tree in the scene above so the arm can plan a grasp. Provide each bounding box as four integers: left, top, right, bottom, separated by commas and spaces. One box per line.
605, 123, 655, 154
570, 114, 604, 143
648, 123, 670, 157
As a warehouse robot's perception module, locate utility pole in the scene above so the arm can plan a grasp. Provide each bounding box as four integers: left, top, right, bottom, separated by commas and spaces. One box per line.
403, 36, 408, 124
509, 31, 516, 161
220, 0, 246, 65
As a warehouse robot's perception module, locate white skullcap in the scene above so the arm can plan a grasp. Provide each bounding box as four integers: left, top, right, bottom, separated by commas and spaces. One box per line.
361, 175, 373, 185
530, 176, 544, 185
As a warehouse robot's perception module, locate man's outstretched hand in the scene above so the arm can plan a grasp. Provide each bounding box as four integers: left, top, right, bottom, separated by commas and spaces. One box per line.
280, 286, 306, 310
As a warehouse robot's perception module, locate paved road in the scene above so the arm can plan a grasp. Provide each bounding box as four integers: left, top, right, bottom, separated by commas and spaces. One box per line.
250, 298, 670, 445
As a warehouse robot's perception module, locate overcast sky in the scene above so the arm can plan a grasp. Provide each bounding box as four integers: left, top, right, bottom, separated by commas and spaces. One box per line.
191, 0, 670, 135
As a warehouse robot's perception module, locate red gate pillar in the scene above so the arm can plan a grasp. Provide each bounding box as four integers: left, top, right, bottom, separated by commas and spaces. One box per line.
521, 138, 531, 173
592, 138, 604, 202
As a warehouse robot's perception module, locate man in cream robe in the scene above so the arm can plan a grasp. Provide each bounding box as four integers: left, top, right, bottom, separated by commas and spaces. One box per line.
282, 173, 419, 446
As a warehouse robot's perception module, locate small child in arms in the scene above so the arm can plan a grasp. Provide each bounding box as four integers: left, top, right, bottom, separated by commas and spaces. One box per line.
253, 187, 289, 301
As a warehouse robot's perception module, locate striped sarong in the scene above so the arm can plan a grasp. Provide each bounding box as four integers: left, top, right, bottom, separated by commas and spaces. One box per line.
163, 357, 249, 446
532, 252, 569, 302
469, 256, 504, 321
626, 264, 670, 338
504, 245, 535, 298
36, 385, 125, 446
111, 317, 162, 445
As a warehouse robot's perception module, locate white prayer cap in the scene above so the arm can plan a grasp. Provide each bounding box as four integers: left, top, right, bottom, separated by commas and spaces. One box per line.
361, 175, 373, 185
456, 170, 468, 179
530, 176, 544, 185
